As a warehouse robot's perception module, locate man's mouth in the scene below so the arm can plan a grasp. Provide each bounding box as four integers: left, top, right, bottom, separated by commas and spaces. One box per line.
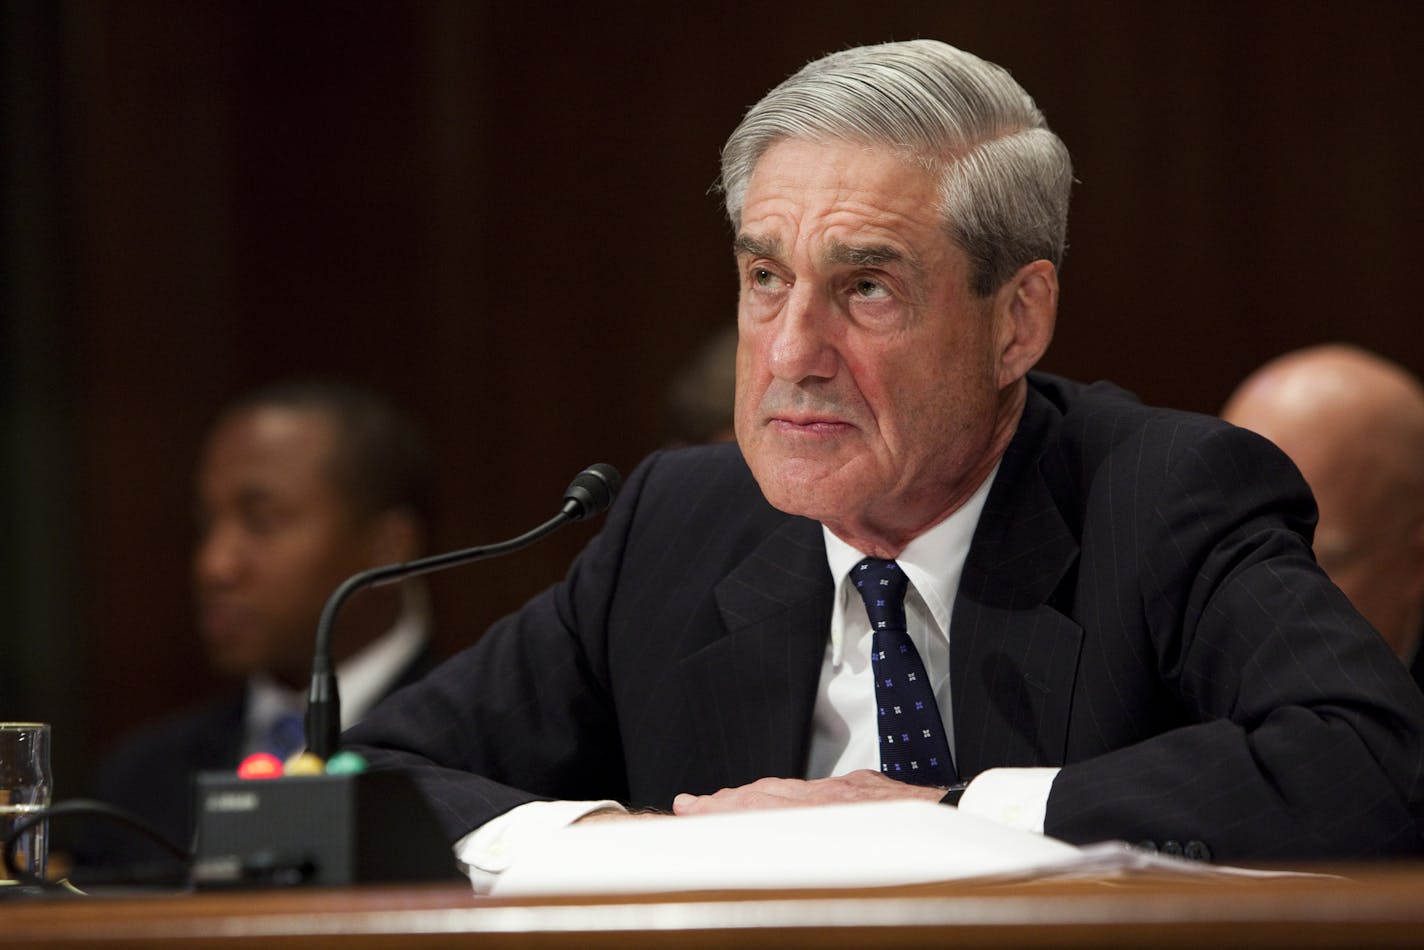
198, 602, 250, 642
768, 415, 854, 436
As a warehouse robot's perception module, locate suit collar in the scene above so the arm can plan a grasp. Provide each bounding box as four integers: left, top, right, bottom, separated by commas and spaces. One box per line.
713, 514, 830, 633
965, 383, 1080, 608
677, 515, 831, 788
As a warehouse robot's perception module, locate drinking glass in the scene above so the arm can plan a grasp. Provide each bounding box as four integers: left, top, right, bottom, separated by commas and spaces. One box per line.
0, 723, 52, 883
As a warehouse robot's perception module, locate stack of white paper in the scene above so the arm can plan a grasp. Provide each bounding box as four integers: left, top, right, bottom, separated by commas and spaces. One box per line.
491, 800, 1291, 897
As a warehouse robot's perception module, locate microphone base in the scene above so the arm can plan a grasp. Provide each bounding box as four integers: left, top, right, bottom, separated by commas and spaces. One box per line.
191, 771, 460, 888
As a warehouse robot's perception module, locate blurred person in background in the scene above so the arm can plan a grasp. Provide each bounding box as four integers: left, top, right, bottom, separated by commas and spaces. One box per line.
661, 325, 738, 447
80, 378, 438, 878
1223, 344, 1424, 686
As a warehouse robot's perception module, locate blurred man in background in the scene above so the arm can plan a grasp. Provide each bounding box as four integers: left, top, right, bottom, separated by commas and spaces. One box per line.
1223, 344, 1424, 685
83, 379, 437, 877
661, 325, 738, 447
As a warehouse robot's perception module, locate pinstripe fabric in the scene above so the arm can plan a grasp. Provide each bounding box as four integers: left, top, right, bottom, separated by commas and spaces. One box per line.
344, 373, 1424, 862
1008, 377, 1424, 858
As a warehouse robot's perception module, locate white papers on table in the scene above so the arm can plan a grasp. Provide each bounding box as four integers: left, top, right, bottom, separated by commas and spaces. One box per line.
490, 799, 1303, 897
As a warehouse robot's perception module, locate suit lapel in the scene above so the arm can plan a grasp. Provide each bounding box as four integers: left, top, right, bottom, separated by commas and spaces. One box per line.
952, 386, 1084, 775
679, 516, 832, 789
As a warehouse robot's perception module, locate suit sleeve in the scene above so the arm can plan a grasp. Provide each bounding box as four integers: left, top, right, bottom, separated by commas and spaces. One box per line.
339, 454, 664, 843
1046, 424, 1424, 859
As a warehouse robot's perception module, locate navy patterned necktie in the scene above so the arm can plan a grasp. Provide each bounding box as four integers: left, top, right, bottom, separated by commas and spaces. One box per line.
853, 557, 958, 787
259, 711, 306, 761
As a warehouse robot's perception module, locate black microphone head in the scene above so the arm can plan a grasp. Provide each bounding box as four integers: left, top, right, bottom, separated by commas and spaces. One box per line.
561, 463, 622, 521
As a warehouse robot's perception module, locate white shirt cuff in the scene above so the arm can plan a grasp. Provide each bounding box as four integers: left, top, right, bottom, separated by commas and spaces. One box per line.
955, 766, 1058, 834
453, 799, 625, 893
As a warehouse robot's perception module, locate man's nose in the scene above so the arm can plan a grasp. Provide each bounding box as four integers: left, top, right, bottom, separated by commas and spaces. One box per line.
768, 285, 839, 382
194, 522, 244, 588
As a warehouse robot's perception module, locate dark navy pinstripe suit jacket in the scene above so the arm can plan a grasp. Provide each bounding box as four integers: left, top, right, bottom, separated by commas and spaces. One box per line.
345, 373, 1424, 861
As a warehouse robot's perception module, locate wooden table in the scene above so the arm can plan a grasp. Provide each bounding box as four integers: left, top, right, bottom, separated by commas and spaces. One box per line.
4, 867, 1424, 948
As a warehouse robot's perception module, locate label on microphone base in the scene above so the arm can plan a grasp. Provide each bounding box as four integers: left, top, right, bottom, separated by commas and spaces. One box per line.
192, 770, 459, 888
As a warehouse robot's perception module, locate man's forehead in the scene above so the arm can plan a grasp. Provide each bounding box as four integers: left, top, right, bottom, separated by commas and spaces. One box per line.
734, 140, 947, 269
744, 137, 942, 199
199, 407, 341, 493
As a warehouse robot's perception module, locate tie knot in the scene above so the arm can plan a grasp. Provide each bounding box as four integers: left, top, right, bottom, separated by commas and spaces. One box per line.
852, 557, 908, 630
260, 711, 306, 761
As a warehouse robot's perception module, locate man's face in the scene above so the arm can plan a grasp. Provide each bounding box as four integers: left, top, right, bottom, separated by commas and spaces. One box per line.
1223, 400, 1424, 658
1283, 455, 1423, 659
733, 138, 1017, 554
1313, 490, 1424, 659
193, 407, 377, 683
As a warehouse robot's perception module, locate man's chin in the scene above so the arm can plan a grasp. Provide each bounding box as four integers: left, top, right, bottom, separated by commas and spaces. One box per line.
205, 652, 262, 679
201, 635, 270, 679
754, 466, 854, 522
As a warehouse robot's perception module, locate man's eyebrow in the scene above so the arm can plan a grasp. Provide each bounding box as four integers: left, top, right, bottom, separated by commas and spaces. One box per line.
823, 240, 922, 274
732, 235, 924, 276
733, 234, 782, 259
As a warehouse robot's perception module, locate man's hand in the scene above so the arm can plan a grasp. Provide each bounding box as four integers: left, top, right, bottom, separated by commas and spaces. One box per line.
672, 770, 945, 816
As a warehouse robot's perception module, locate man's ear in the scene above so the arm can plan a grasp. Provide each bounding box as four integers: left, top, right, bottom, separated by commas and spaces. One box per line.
991, 259, 1058, 389
366, 509, 423, 566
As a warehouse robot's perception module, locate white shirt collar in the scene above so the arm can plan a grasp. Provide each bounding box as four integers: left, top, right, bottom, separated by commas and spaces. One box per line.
245, 596, 430, 750
822, 461, 999, 666
332, 598, 429, 726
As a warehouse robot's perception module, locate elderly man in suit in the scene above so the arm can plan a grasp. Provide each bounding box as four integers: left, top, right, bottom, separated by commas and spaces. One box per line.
345, 40, 1424, 884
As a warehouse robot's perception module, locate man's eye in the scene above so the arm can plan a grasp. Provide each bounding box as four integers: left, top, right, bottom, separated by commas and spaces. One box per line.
852, 277, 890, 300
241, 506, 284, 536
752, 268, 782, 289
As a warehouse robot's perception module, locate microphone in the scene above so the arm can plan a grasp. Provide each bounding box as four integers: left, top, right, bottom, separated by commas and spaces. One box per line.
304, 462, 622, 760
559, 461, 621, 521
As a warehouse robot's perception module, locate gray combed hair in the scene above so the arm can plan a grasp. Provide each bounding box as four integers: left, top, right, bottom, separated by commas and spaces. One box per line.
719, 40, 1072, 297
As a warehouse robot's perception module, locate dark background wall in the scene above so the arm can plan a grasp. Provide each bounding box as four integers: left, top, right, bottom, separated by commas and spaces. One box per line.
4, 0, 1422, 799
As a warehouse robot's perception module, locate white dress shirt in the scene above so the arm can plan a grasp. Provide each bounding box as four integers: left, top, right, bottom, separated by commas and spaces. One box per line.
807, 486, 983, 779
